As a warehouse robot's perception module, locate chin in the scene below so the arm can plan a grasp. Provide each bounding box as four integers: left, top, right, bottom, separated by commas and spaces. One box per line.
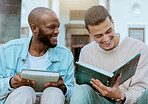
49, 44, 57, 48
103, 45, 114, 51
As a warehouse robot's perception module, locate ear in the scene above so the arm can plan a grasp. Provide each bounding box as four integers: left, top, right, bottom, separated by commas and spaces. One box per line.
88, 32, 92, 38
111, 19, 115, 27
86, 28, 91, 38
30, 24, 39, 35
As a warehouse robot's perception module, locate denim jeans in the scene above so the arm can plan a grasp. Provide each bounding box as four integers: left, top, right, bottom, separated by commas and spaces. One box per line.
70, 84, 113, 104
137, 88, 148, 104
70, 84, 148, 104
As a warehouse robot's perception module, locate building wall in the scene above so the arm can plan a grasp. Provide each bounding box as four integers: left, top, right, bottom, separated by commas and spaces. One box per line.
21, 0, 49, 37
110, 0, 148, 44
0, 0, 21, 44
59, 0, 98, 46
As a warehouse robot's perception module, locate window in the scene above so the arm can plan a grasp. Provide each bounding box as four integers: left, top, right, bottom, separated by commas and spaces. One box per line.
129, 28, 145, 42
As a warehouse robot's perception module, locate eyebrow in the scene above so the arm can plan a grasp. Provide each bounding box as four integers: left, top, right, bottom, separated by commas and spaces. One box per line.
105, 28, 112, 34
93, 27, 112, 37
47, 24, 60, 27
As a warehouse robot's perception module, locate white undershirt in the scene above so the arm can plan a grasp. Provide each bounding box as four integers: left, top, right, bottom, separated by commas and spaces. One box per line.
26, 51, 49, 94
27, 51, 49, 70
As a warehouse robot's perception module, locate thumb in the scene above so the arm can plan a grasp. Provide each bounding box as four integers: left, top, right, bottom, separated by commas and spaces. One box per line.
58, 76, 63, 81
17, 73, 21, 78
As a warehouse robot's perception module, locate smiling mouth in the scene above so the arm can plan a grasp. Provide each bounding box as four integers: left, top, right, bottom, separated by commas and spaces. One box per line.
51, 37, 57, 39
104, 40, 111, 45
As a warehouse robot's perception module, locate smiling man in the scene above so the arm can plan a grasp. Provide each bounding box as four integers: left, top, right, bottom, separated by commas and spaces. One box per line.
70, 5, 148, 104
0, 7, 74, 104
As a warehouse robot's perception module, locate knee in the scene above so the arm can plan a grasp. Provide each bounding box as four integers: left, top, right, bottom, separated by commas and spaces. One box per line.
41, 87, 65, 104
18, 86, 36, 97
43, 87, 64, 96
5, 86, 36, 104
70, 84, 93, 100
143, 88, 148, 97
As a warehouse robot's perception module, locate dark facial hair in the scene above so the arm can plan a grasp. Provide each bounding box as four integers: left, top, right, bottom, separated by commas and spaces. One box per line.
38, 28, 57, 48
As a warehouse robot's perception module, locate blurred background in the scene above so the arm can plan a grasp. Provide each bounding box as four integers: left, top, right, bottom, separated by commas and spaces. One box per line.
0, 0, 148, 62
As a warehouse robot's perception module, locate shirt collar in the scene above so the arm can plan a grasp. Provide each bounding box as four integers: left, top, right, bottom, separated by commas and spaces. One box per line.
20, 35, 32, 60
47, 47, 60, 62
19, 35, 60, 62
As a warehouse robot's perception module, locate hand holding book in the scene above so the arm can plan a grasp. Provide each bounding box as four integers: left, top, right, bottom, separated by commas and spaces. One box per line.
75, 53, 141, 103
10, 73, 35, 89
75, 53, 140, 88
45, 76, 67, 94
21, 69, 61, 92
90, 76, 122, 99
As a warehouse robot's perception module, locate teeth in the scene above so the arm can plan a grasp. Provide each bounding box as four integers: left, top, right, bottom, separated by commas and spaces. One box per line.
104, 40, 110, 44
51, 37, 57, 39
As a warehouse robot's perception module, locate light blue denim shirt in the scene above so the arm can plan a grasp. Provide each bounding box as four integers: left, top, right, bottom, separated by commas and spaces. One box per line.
0, 36, 74, 103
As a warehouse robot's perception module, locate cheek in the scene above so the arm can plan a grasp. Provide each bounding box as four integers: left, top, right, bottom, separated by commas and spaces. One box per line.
109, 30, 115, 36
94, 38, 102, 44
109, 33, 114, 37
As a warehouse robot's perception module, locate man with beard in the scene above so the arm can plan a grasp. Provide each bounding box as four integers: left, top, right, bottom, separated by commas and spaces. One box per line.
0, 7, 74, 104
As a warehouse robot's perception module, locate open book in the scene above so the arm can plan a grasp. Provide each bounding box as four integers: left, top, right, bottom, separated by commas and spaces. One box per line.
75, 53, 141, 88
21, 69, 59, 92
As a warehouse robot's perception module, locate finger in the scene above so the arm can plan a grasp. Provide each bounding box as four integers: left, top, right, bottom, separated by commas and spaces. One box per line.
115, 75, 121, 86
21, 78, 30, 83
91, 79, 110, 92
48, 82, 59, 87
57, 76, 64, 85
22, 80, 35, 85
91, 78, 103, 88
20, 83, 32, 86
13, 74, 22, 83
18, 80, 35, 86
90, 80, 104, 95
45, 82, 52, 87
17, 73, 21, 78
58, 76, 63, 81
45, 81, 64, 87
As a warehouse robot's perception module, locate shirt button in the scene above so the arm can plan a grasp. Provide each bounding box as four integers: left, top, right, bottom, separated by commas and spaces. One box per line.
22, 59, 25, 64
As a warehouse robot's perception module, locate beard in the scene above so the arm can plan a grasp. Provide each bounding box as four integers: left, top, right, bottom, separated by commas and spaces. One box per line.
37, 29, 57, 48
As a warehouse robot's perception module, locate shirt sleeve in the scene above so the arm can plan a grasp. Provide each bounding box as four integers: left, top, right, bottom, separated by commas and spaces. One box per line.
64, 52, 75, 101
122, 46, 148, 104
0, 48, 14, 100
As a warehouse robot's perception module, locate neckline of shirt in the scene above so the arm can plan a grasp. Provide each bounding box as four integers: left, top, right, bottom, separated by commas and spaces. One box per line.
27, 50, 48, 59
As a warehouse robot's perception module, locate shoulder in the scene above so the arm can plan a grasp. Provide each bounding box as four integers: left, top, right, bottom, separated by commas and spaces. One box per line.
1, 37, 28, 50
81, 41, 97, 51
122, 37, 148, 58
54, 44, 73, 56
124, 37, 148, 48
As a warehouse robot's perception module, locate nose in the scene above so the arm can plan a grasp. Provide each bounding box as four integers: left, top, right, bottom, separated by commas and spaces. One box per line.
102, 34, 109, 42
54, 27, 59, 34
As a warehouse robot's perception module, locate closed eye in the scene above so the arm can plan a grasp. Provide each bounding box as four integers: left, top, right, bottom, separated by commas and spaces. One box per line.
48, 26, 56, 29
94, 34, 103, 38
